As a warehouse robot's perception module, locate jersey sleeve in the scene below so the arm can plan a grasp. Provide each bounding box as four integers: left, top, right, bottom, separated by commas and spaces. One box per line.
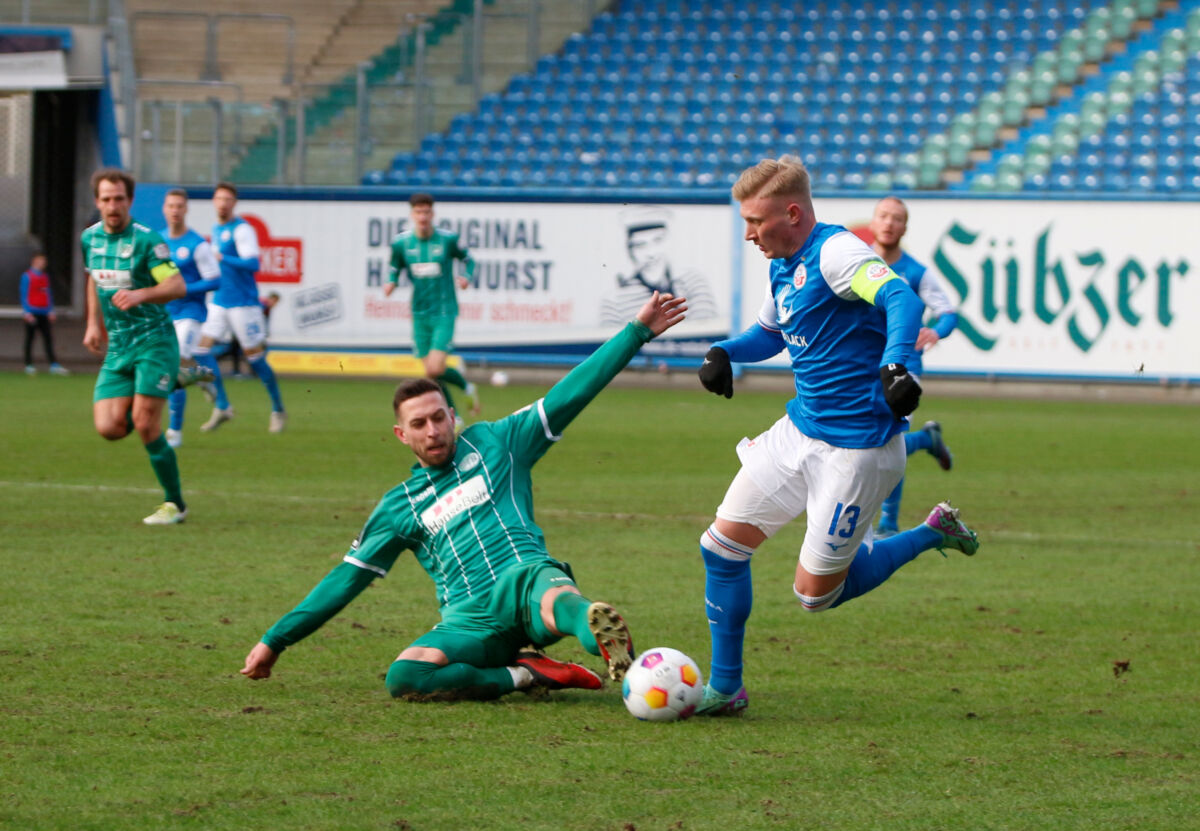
388, 239, 407, 284
144, 230, 182, 284
232, 221, 261, 260
260, 561, 377, 653
819, 231, 899, 305
450, 233, 476, 278
754, 279, 780, 332
342, 488, 423, 577
916, 269, 957, 318
193, 239, 221, 280
488, 403, 561, 467
259, 489, 422, 652
712, 282, 784, 361
492, 320, 654, 465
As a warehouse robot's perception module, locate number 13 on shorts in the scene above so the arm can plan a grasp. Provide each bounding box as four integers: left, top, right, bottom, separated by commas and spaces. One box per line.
827, 502, 861, 539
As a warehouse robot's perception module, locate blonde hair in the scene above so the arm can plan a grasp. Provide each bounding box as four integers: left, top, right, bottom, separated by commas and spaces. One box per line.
874, 194, 909, 217
732, 155, 812, 203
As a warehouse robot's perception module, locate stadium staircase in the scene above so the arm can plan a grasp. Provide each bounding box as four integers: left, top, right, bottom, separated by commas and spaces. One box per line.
0, 0, 104, 22
128, 0, 358, 181
283, 0, 594, 185
960, 0, 1200, 192
229, 0, 487, 184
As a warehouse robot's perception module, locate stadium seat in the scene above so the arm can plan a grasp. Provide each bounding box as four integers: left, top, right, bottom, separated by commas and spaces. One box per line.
351, 0, 1197, 196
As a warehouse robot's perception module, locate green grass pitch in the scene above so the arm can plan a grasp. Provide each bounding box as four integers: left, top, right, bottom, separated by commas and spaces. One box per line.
1, 370, 1197, 830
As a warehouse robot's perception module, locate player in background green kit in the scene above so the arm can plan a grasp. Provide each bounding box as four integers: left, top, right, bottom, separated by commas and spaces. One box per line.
383, 192, 480, 425
82, 169, 204, 525
241, 291, 688, 700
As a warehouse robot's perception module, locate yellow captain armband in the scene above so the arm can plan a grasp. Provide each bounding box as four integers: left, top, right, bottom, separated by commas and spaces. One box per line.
150, 262, 181, 283
849, 260, 899, 305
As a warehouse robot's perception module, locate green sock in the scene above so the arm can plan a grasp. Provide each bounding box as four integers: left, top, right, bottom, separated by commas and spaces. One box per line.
145, 434, 184, 509
437, 380, 457, 412
440, 366, 468, 392
553, 592, 601, 656
386, 659, 516, 700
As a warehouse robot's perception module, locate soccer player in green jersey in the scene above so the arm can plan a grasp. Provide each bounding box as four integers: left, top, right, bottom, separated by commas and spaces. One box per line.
241, 291, 689, 701
82, 169, 192, 525
383, 192, 480, 423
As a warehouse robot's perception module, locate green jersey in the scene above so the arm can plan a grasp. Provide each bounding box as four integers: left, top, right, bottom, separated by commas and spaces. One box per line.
388, 228, 475, 318
262, 320, 655, 652
81, 221, 180, 351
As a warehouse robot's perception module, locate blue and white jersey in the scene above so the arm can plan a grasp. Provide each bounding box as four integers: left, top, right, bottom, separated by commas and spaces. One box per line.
888, 252, 957, 375
211, 217, 261, 308
755, 223, 912, 449
162, 228, 221, 322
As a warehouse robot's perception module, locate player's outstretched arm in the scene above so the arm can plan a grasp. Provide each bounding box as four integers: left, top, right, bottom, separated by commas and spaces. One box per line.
635, 291, 688, 337
537, 291, 689, 438
241, 641, 279, 680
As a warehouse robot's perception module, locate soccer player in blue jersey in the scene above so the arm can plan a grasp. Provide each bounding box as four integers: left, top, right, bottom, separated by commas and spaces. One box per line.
193, 182, 287, 434
694, 158, 980, 715
160, 188, 221, 449
869, 196, 960, 536
241, 291, 688, 701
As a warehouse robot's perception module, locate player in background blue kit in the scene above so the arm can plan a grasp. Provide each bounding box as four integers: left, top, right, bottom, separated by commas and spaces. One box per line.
868, 196, 960, 536
694, 158, 980, 715
193, 182, 287, 434
161, 188, 221, 449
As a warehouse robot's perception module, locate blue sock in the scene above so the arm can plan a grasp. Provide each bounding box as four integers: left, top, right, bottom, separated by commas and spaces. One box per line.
249, 355, 284, 413
878, 476, 904, 530
906, 429, 932, 454
168, 388, 186, 431
701, 527, 755, 695
193, 352, 229, 410
830, 524, 942, 608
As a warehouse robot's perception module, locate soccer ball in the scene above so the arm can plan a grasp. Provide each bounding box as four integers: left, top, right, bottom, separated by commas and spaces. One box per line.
621, 647, 704, 721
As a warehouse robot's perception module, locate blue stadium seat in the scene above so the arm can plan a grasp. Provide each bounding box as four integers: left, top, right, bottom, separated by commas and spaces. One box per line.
357, 0, 1179, 194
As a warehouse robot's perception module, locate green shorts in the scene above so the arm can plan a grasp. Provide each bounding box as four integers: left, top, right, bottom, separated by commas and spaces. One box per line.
408, 560, 578, 668
94, 336, 180, 402
413, 315, 456, 358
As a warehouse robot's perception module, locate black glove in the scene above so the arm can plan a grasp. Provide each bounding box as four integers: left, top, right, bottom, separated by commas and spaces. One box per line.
699, 346, 733, 399
880, 363, 921, 418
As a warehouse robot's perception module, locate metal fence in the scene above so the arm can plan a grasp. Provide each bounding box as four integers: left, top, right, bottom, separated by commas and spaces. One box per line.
0, 0, 107, 24
127, 0, 606, 186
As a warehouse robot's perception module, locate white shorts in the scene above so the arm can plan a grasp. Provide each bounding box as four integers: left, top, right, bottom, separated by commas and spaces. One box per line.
201, 304, 267, 350
715, 415, 906, 576
173, 318, 203, 360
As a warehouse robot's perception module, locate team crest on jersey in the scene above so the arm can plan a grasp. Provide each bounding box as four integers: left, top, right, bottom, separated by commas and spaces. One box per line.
459, 452, 481, 472
176, 246, 191, 261
153, 243, 170, 260
221, 229, 232, 241
118, 244, 134, 259
866, 262, 891, 281
793, 264, 807, 288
